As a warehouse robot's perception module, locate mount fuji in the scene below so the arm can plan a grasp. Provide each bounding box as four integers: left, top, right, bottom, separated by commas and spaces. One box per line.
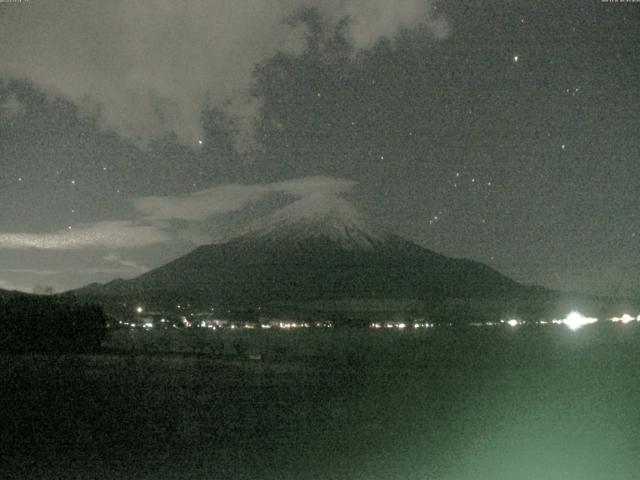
75, 194, 530, 318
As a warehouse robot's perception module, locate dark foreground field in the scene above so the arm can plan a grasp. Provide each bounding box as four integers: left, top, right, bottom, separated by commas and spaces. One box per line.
2, 324, 640, 480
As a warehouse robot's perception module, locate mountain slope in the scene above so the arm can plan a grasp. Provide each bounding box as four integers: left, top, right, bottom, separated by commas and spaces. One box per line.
74, 194, 523, 310
244, 193, 390, 249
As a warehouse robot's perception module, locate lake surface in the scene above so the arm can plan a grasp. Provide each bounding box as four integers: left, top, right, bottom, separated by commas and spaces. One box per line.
1, 324, 639, 479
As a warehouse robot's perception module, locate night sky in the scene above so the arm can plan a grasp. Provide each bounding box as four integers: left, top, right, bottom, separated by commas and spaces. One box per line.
0, 0, 638, 295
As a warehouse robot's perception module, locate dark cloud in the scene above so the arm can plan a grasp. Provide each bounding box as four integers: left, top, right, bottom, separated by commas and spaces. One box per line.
0, 0, 448, 152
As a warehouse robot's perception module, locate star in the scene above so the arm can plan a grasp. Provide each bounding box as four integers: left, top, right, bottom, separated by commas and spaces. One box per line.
513, 55, 519, 63
198, 139, 203, 145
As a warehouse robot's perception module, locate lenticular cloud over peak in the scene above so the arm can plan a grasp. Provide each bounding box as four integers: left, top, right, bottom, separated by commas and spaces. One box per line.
0, 0, 449, 153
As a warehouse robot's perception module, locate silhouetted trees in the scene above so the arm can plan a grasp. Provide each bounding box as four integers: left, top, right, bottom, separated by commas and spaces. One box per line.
0, 293, 107, 353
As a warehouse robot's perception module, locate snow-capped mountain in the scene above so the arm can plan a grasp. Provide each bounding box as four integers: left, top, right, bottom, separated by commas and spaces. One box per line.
240, 193, 391, 249
74, 194, 523, 312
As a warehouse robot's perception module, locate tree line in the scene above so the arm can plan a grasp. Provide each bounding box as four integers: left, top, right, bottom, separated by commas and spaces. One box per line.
0, 293, 107, 353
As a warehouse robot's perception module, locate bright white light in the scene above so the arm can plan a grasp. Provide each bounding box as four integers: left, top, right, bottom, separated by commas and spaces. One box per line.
136, 306, 143, 314
143, 322, 153, 329
611, 313, 635, 324
561, 311, 598, 330
397, 323, 406, 329
506, 319, 519, 327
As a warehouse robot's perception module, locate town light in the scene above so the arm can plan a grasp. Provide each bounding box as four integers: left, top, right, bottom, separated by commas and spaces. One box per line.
561, 311, 597, 330
611, 314, 635, 324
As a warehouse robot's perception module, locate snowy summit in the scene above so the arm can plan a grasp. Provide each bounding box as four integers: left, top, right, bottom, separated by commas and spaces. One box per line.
241, 193, 390, 250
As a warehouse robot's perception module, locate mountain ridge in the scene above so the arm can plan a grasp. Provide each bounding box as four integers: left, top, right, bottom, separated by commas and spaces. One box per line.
74, 194, 526, 317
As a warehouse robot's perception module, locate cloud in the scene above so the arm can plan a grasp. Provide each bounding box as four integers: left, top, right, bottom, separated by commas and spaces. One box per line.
0, 278, 37, 292
0, 279, 23, 291
0, 221, 170, 250
134, 175, 355, 222
0, 0, 448, 153
316, 0, 450, 47
0, 268, 62, 276
0, 263, 148, 276
103, 253, 150, 273
0, 176, 354, 251
134, 185, 272, 222
0, 93, 26, 122
270, 176, 355, 197
0, 257, 150, 282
